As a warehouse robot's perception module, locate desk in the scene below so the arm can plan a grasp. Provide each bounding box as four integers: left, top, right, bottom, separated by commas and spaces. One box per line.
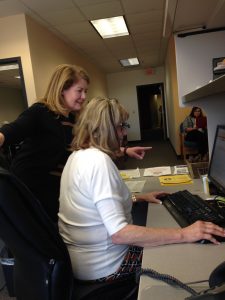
138, 177, 225, 300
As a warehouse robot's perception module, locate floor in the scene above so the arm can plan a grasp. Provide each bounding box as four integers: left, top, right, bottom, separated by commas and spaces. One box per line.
0, 139, 183, 300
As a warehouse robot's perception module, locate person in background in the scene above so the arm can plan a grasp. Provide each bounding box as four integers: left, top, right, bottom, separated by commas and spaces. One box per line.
0, 64, 150, 222
58, 97, 225, 283
182, 106, 208, 161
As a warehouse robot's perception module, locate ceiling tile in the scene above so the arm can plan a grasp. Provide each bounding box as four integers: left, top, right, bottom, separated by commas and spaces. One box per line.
72, 0, 116, 7
126, 11, 163, 26
129, 22, 162, 35
0, 0, 225, 74
41, 8, 85, 26
173, 0, 217, 32
20, 0, 74, 13
121, 0, 164, 14
79, 1, 123, 20
55, 21, 93, 36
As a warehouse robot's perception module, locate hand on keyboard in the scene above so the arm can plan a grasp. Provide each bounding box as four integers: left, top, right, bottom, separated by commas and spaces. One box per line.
181, 220, 225, 244
141, 191, 170, 204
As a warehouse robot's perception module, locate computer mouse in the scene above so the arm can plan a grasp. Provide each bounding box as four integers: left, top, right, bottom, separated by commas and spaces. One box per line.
209, 261, 225, 288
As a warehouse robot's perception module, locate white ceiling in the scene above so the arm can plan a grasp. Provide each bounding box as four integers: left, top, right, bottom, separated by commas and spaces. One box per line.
0, 0, 225, 76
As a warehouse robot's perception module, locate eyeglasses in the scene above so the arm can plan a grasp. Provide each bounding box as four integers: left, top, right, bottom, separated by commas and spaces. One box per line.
119, 122, 130, 129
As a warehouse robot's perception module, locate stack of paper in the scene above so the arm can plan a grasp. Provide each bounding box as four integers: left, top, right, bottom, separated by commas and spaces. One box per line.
120, 168, 141, 179
173, 165, 189, 175
143, 166, 172, 177
159, 174, 193, 186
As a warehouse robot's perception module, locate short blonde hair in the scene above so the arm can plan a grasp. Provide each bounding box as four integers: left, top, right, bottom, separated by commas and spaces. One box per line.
71, 97, 129, 158
40, 64, 90, 115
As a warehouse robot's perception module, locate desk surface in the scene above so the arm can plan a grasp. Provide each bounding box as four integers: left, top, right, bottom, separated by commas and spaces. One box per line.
138, 176, 225, 300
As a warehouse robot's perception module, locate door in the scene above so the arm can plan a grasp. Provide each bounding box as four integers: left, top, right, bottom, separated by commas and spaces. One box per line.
136, 83, 167, 141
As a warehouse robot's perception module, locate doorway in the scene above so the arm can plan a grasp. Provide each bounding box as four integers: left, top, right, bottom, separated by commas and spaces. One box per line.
136, 83, 167, 141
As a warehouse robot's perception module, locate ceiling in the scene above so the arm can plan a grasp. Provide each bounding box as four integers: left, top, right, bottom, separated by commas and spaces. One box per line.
0, 0, 225, 80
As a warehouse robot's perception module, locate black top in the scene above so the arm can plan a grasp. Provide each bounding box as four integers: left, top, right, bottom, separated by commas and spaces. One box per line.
0, 103, 75, 221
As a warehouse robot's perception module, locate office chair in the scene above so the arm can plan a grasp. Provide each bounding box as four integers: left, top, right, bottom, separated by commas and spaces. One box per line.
0, 167, 138, 300
179, 123, 198, 160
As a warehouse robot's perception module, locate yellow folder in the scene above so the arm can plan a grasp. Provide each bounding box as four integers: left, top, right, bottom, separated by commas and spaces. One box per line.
159, 174, 193, 186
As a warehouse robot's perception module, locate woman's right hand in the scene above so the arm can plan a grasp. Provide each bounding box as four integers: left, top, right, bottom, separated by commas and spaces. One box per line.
181, 221, 225, 244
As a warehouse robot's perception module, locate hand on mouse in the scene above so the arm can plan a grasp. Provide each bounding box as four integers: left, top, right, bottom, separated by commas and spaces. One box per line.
181, 221, 225, 244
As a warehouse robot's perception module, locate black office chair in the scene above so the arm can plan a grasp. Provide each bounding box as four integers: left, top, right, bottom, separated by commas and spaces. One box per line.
0, 167, 138, 300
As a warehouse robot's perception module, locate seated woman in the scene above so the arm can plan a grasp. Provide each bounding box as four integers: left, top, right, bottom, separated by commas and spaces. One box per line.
182, 106, 208, 161
58, 98, 225, 282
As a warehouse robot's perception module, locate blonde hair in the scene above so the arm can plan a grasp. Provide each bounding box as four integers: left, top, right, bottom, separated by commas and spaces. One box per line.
39, 64, 90, 115
71, 97, 129, 158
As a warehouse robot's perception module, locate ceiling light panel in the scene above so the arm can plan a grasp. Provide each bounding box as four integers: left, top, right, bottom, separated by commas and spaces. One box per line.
91, 16, 129, 39
120, 57, 139, 67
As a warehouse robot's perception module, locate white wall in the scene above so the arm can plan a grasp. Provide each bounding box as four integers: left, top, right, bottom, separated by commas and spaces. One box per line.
175, 31, 225, 103
107, 67, 165, 141
174, 30, 225, 156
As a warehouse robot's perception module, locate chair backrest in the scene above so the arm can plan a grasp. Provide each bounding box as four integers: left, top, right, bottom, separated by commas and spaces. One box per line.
179, 123, 198, 159
0, 167, 138, 300
0, 167, 74, 300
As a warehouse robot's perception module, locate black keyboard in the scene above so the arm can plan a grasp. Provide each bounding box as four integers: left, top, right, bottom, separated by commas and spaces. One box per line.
162, 190, 225, 242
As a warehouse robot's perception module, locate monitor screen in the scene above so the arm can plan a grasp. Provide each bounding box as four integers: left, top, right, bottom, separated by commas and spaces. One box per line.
208, 125, 225, 196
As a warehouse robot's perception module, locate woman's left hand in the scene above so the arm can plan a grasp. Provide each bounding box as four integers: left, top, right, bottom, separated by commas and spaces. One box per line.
140, 191, 169, 204
126, 146, 152, 160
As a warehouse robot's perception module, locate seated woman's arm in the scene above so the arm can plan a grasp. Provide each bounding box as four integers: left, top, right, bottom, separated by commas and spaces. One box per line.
96, 195, 225, 247
112, 221, 225, 246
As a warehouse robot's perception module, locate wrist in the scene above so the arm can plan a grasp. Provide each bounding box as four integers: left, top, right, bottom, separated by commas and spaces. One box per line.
132, 194, 137, 203
124, 146, 128, 156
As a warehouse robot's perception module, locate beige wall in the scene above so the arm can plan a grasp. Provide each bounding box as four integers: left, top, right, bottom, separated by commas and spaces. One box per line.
0, 14, 36, 106
0, 14, 107, 110
25, 15, 107, 102
165, 36, 190, 155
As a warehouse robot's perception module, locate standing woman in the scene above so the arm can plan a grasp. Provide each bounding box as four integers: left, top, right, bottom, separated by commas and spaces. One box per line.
0, 65, 151, 222
0, 64, 89, 222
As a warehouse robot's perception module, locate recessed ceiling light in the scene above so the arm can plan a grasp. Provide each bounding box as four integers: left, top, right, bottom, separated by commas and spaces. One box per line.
119, 58, 139, 67
0, 64, 19, 71
90, 16, 129, 39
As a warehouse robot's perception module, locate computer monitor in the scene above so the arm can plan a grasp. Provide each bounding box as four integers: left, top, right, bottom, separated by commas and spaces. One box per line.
208, 125, 225, 196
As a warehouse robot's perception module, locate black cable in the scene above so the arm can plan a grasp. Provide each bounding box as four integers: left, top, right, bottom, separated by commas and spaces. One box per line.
186, 279, 208, 285
138, 268, 198, 296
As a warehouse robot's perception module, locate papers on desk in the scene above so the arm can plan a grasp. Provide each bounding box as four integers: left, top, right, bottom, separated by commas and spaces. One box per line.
125, 180, 146, 193
143, 166, 172, 177
173, 165, 189, 175
159, 174, 193, 186
120, 168, 141, 179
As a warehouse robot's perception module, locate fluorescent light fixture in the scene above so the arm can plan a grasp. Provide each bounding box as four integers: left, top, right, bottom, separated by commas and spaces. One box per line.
119, 57, 139, 67
91, 16, 129, 39
0, 64, 19, 72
